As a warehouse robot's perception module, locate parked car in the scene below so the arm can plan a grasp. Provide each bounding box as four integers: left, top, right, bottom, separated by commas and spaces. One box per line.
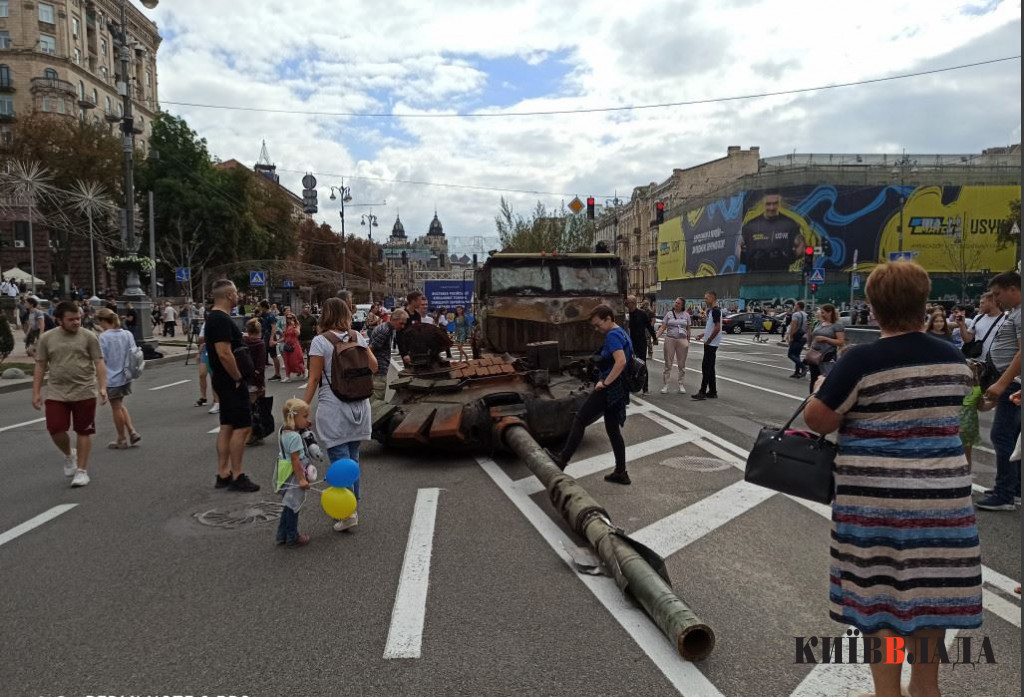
722, 312, 783, 334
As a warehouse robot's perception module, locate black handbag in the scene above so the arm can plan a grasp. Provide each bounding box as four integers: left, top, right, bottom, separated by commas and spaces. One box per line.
744, 397, 837, 504
251, 395, 275, 439
961, 315, 1003, 359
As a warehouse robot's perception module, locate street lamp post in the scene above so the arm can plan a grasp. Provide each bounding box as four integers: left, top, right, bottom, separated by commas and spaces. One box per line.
361, 212, 379, 303
329, 183, 353, 289
604, 194, 622, 255
111, 0, 158, 347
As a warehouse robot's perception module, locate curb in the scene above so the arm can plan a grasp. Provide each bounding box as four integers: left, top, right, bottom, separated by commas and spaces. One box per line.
0, 351, 191, 395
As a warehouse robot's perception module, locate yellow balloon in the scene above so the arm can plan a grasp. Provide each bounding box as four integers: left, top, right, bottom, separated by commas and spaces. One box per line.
320, 487, 357, 520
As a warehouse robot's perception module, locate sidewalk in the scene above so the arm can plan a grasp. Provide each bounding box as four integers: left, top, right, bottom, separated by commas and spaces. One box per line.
1, 324, 195, 394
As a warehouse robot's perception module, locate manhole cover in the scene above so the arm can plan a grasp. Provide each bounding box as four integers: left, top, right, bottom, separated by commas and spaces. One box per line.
659, 456, 731, 473
193, 501, 283, 528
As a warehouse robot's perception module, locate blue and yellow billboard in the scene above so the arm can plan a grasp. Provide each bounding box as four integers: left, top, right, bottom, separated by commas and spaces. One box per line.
658, 184, 1019, 280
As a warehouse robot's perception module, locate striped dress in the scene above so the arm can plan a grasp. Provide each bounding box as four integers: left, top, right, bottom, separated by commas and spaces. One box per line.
815, 332, 983, 634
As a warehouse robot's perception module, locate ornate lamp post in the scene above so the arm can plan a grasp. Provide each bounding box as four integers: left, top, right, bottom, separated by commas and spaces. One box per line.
109, 0, 158, 347
328, 183, 353, 289
361, 212, 379, 303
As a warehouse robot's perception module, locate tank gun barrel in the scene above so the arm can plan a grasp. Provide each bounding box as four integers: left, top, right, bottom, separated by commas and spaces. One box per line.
495, 418, 716, 661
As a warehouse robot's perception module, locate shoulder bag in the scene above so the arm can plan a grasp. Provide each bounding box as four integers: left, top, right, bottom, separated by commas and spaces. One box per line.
744, 396, 836, 504
961, 314, 1004, 359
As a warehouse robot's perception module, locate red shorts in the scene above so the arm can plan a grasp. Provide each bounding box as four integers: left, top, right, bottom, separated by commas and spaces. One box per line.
45, 399, 97, 436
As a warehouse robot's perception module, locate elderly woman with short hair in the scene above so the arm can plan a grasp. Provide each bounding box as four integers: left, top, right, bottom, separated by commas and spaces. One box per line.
805, 262, 980, 697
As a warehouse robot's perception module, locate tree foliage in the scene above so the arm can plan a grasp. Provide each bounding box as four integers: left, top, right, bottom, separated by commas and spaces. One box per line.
996, 198, 1021, 251
495, 197, 596, 253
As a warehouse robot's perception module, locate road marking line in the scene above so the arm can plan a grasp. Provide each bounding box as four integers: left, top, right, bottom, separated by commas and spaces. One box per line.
983, 588, 1021, 627
0, 504, 77, 548
649, 355, 806, 401
976, 445, 997, 455
149, 379, 192, 391
476, 456, 725, 696
0, 417, 46, 433
630, 480, 775, 558
790, 628, 958, 697
384, 487, 441, 660
207, 426, 220, 434
514, 432, 698, 496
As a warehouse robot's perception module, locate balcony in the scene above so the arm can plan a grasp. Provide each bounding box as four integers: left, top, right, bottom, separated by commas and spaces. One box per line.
0, 111, 15, 122
30, 77, 77, 97
78, 94, 97, 109
0, 79, 14, 94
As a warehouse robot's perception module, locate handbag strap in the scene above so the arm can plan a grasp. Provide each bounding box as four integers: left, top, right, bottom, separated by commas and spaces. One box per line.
976, 314, 1005, 344
778, 396, 813, 433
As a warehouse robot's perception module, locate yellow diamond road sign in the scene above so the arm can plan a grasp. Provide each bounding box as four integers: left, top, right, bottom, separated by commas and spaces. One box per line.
568, 196, 584, 214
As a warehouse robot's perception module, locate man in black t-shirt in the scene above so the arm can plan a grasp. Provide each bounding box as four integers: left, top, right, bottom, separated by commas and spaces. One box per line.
205, 279, 259, 492
626, 295, 657, 394
740, 193, 805, 272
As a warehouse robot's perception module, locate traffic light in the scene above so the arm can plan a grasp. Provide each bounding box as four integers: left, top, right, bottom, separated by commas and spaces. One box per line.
810, 282, 818, 294
656, 201, 665, 225
803, 245, 815, 274
586, 197, 595, 220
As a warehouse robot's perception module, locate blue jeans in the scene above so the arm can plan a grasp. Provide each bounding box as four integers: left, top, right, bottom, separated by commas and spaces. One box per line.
327, 441, 362, 500
990, 383, 1022, 501
276, 506, 299, 544
788, 334, 806, 372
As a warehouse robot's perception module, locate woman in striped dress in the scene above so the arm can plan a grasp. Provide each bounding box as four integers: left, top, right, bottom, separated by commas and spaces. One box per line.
805, 261, 981, 697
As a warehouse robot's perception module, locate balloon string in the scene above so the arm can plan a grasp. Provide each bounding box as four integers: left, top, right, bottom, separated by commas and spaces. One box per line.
277, 483, 356, 496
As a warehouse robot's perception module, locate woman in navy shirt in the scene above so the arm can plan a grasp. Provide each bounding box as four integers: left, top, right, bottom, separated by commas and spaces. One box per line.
549, 305, 633, 485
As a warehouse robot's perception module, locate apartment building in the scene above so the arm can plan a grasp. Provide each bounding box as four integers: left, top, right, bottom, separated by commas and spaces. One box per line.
0, 0, 161, 149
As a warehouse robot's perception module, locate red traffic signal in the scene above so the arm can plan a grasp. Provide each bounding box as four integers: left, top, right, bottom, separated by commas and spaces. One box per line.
586, 196, 595, 220
810, 283, 818, 294
656, 200, 665, 224
804, 246, 815, 257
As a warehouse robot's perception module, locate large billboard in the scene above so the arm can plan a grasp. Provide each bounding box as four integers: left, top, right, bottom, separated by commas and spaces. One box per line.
658, 184, 1019, 280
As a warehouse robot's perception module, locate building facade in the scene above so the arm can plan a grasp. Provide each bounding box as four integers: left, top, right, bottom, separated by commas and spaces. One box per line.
382, 212, 450, 302
1, 0, 160, 293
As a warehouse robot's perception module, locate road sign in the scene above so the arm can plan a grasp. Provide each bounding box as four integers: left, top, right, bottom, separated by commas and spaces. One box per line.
282, 279, 294, 289
302, 173, 317, 189
888, 251, 917, 262
175, 267, 190, 282
1011, 222, 1021, 238
852, 273, 861, 290
568, 196, 584, 215
249, 270, 266, 287
807, 268, 825, 284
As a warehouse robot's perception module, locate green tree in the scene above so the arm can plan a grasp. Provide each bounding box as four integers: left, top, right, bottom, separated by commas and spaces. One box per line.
495, 197, 595, 253
996, 198, 1021, 251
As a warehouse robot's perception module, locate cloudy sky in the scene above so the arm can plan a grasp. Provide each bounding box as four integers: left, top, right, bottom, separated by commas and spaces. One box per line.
138, 0, 1021, 254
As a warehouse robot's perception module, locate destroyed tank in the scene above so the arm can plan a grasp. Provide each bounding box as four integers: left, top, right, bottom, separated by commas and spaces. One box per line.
371, 253, 627, 451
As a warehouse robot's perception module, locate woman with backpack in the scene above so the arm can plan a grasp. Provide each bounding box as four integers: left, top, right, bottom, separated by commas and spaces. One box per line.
547, 304, 633, 485
95, 308, 142, 449
302, 298, 378, 532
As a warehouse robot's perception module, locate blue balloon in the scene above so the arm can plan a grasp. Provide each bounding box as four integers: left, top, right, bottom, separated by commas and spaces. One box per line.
326, 458, 360, 488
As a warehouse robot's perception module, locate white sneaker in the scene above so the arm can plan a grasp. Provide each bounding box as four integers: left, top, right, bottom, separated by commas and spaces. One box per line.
70, 469, 90, 487
208, 403, 220, 414
280, 377, 291, 383
659, 385, 670, 394
678, 385, 686, 394
298, 383, 308, 390
333, 512, 359, 532
63, 448, 78, 477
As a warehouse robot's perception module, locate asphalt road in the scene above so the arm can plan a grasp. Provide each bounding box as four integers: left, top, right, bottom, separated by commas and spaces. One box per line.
0, 335, 1018, 697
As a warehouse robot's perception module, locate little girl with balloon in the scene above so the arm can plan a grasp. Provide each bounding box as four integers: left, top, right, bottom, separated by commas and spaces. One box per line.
274, 398, 318, 547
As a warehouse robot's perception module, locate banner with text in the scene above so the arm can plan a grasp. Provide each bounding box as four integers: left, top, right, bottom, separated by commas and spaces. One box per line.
424, 280, 475, 309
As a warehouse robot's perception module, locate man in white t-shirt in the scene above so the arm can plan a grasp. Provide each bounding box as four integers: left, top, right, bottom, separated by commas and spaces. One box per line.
162, 302, 177, 337
787, 301, 809, 378
692, 291, 722, 400
956, 292, 1004, 363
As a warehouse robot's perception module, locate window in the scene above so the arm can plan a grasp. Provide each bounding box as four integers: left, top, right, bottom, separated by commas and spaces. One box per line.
0, 1, 8, 18
14, 222, 30, 248
145, 70, 152, 87
78, 81, 85, 99
100, 39, 108, 56
72, 17, 81, 38
57, 97, 66, 114
39, 3, 55, 24
100, 66, 108, 80
104, 95, 111, 113
0, 125, 12, 147
91, 88, 98, 104
73, 48, 81, 65
43, 68, 58, 80
116, 102, 122, 117
0, 65, 10, 88
491, 266, 552, 295
39, 35, 57, 55
0, 95, 14, 116
557, 266, 620, 294
0, 31, 11, 50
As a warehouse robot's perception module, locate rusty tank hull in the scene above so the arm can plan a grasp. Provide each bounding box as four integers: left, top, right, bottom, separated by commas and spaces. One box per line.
372, 353, 591, 451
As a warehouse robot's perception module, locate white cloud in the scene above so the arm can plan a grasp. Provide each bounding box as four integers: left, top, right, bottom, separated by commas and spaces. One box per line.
138, 0, 1021, 252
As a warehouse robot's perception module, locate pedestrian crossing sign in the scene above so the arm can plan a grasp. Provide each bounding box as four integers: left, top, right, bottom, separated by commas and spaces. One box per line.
249, 270, 266, 287
852, 273, 861, 290
807, 268, 825, 284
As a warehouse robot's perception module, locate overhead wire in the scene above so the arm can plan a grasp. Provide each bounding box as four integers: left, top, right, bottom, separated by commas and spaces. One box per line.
152, 56, 1020, 119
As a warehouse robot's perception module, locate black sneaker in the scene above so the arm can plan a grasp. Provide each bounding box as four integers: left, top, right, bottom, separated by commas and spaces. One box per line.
690, 392, 707, 401
604, 471, 631, 485
706, 393, 718, 398
228, 473, 261, 492
268, 374, 282, 381
215, 474, 232, 489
